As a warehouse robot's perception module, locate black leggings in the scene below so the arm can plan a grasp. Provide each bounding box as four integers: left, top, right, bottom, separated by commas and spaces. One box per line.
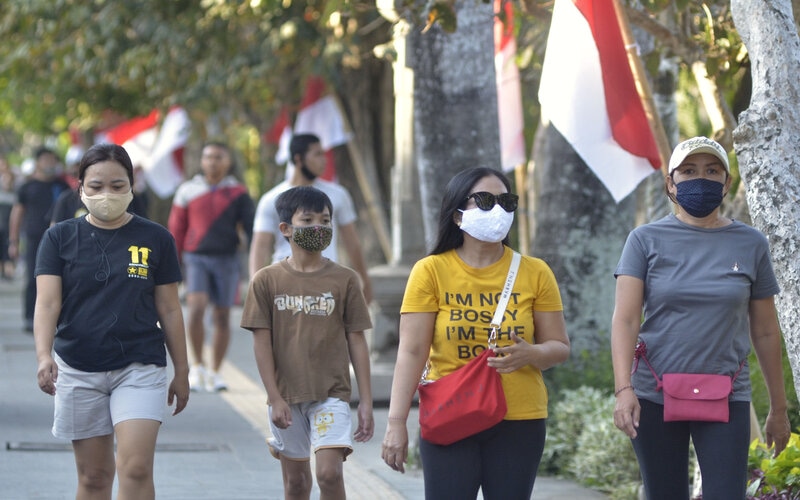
632, 399, 750, 500
419, 419, 546, 500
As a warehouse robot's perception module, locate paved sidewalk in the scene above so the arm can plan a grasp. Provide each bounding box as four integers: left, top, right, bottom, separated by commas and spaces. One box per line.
0, 277, 606, 499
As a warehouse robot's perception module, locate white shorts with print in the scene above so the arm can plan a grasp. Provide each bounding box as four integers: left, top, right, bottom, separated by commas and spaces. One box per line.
267, 397, 353, 461
53, 353, 168, 440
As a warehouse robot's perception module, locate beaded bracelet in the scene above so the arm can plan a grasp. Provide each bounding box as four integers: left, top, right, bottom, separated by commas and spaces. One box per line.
614, 385, 634, 396
387, 416, 406, 422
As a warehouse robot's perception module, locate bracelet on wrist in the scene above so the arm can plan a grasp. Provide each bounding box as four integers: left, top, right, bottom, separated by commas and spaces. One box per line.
387, 416, 406, 422
614, 385, 634, 396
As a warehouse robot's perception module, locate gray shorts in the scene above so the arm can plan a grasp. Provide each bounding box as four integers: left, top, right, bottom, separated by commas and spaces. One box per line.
267, 397, 353, 461
52, 354, 167, 440
183, 252, 240, 307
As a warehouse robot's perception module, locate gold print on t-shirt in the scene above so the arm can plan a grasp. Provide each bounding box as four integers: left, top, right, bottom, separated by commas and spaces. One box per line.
275, 292, 336, 317
126, 245, 151, 280
444, 290, 525, 359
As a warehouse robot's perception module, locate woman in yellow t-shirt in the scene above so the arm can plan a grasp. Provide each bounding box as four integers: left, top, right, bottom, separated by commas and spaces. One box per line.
381, 167, 570, 499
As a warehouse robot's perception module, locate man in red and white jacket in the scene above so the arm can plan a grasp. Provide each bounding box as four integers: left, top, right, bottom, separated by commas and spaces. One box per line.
168, 142, 255, 392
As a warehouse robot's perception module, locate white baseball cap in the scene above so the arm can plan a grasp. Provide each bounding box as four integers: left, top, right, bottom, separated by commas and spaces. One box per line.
668, 137, 729, 175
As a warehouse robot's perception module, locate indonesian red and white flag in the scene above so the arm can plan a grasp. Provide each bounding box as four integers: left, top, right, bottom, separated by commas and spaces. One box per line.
538, 0, 661, 202
294, 77, 350, 151
101, 110, 159, 170
99, 107, 189, 198
265, 106, 293, 165
272, 76, 350, 181
145, 107, 190, 198
494, 0, 526, 171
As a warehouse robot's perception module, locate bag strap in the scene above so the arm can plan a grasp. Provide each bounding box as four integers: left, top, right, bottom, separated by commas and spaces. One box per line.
731, 359, 746, 383
634, 347, 663, 391
633, 341, 746, 393
488, 251, 522, 347
420, 251, 521, 383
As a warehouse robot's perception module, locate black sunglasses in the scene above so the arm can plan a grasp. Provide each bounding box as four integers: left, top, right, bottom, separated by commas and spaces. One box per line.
465, 192, 518, 212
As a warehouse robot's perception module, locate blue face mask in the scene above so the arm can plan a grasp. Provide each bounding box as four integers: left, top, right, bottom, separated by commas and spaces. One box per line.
675, 178, 724, 218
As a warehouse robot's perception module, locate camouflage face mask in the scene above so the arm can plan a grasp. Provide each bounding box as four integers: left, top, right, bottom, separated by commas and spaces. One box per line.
290, 225, 333, 253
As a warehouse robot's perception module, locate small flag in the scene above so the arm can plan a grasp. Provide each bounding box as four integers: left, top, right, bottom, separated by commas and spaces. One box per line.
145, 107, 189, 198
538, 0, 661, 202
294, 77, 350, 152
494, 0, 526, 171
98, 108, 189, 198
264, 107, 290, 145
264, 106, 292, 165
273, 76, 350, 181
100, 110, 160, 170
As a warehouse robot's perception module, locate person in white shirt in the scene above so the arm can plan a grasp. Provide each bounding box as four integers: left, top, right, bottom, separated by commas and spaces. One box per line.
249, 133, 372, 303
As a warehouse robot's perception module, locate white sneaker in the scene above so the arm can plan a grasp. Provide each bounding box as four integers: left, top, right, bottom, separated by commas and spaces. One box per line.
188, 365, 207, 392
206, 370, 228, 392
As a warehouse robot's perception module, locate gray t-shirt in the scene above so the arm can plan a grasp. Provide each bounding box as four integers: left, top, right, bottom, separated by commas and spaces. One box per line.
615, 214, 779, 404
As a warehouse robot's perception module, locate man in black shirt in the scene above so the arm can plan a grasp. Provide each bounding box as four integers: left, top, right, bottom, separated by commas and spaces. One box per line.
9, 147, 70, 331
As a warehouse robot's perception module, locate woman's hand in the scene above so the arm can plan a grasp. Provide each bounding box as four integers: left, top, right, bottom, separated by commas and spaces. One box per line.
167, 373, 190, 415
613, 389, 640, 438
381, 420, 409, 473
37, 356, 58, 396
489, 332, 533, 373
489, 330, 570, 373
764, 408, 791, 456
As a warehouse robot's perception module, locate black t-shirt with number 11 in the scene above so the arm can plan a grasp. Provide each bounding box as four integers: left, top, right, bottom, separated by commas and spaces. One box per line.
35, 215, 182, 372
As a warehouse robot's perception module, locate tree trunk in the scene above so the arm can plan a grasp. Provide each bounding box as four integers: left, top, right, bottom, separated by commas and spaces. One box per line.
367, 2, 499, 361
337, 58, 395, 267
731, 0, 800, 399
410, 2, 501, 245
530, 126, 638, 355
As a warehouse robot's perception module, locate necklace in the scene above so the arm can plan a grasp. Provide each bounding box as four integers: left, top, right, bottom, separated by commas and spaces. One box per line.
90, 223, 125, 283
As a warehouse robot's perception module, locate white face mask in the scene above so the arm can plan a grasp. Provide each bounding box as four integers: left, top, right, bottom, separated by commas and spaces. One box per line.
458, 204, 514, 243
81, 190, 133, 222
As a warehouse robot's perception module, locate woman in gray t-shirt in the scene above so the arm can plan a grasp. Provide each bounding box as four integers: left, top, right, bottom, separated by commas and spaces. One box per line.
610, 137, 790, 500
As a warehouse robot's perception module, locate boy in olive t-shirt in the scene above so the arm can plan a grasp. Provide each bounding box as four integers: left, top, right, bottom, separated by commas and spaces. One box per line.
240, 186, 372, 499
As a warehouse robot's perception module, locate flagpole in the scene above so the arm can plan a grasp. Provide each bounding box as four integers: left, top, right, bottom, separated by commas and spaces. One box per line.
513, 163, 529, 256
611, 0, 672, 173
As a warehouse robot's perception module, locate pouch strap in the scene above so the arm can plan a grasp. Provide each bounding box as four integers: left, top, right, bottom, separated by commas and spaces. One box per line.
638, 351, 663, 392
635, 342, 746, 393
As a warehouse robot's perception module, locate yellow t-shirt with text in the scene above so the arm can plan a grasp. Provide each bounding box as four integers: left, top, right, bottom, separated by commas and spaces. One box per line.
401, 247, 563, 419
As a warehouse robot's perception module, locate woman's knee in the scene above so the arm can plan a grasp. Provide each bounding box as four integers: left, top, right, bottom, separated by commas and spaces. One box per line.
116, 453, 154, 483
73, 436, 116, 492
117, 462, 152, 484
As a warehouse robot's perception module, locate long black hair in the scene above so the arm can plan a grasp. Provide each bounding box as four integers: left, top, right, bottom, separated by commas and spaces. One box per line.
429, 167, 512, 255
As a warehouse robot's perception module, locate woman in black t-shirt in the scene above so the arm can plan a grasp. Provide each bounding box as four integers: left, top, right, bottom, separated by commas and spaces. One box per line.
33, 143, 189, 499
